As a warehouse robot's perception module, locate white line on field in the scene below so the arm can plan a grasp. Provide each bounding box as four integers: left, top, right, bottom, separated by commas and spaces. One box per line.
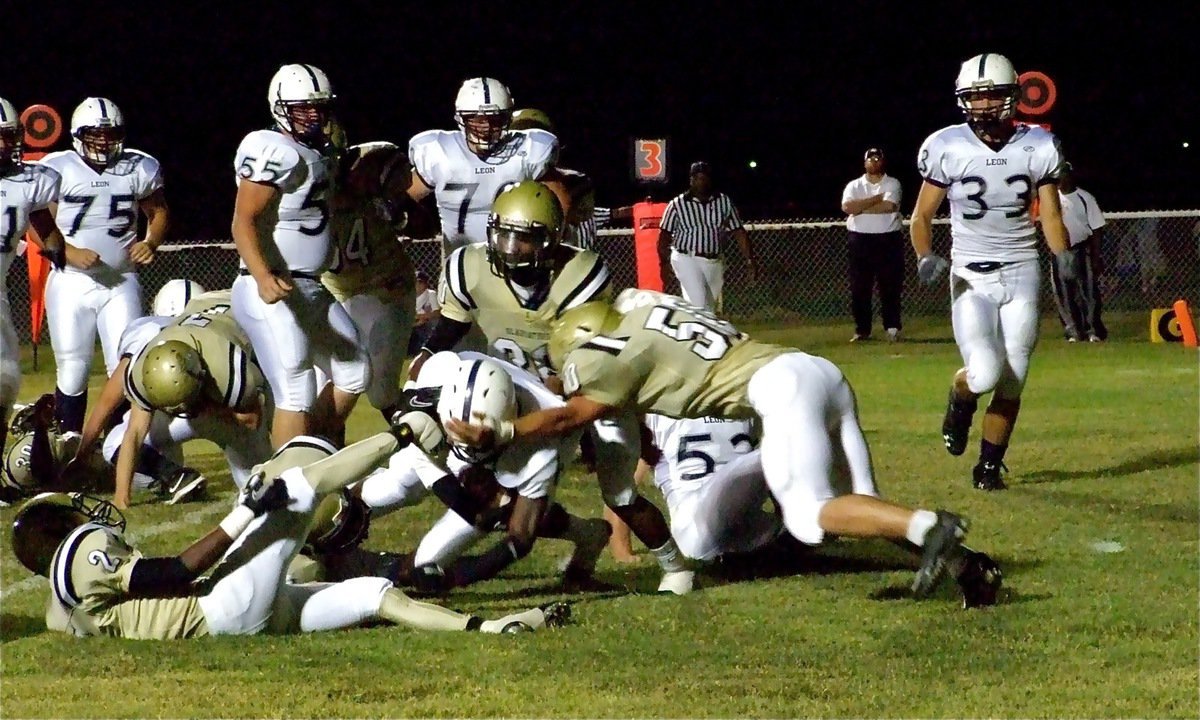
0, 502, 229, 605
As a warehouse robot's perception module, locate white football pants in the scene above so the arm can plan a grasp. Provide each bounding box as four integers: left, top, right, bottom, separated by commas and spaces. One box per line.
232, 275, 368, 412
950, 258, 1041, 399
46, 269, 143, 394
670, 250, 724, 310
0, 295, 20, 412
666, 450, 781, 562
747, 352, 879, 546
339, 293, 413, 412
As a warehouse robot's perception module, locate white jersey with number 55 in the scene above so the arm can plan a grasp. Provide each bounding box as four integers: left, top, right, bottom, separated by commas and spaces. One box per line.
644, 413, 757, 510
40, 149, 162, 275
917, 122, 1063, 264
234, 129, 334, 274
409, 128, 558, 250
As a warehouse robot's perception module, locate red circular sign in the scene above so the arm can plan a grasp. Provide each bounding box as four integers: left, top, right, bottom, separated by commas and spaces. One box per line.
20, 104, 63, 149
1017, 71, 1057, 117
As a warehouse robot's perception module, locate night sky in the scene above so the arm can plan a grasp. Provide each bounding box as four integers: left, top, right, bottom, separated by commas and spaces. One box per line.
10, 3, 1191, 241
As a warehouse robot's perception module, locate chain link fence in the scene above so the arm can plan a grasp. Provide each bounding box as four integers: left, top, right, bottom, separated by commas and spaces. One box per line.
5, 211, 1197, 344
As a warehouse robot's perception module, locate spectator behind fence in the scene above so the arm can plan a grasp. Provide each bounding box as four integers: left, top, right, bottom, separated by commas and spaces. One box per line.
658, 161, 757, 311
1048, 163, 1107, 342
407, 271, 440, 356
840, 147, 904, 342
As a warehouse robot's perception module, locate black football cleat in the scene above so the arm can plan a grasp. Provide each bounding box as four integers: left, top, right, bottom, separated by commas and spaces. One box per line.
912, 511, 968, 599
972, 461, 1007, 491
957, 551, 1002, 609
941, 388, 977, 456
540, 601, 573, 628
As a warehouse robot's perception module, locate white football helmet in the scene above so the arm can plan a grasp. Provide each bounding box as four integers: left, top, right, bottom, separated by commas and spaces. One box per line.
269, 63, 336, 147
437, 357, 517, 464
71, 97, 125, 165
955, 53, 1020, 126
454, 77, 515, 154
0, 97, 21, 167
153, 279, 206, 317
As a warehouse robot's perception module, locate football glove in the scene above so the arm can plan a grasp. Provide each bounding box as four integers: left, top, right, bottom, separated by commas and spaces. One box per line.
239, 473, 289, 516
917, 254, 949, 286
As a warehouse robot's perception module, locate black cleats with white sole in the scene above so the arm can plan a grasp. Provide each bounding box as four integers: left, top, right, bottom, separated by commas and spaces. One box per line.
941, 388, 976, 456
972, 461, 1007, 491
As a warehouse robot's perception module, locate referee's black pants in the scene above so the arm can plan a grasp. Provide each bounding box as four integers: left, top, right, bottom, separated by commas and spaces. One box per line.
847, 230, 904, 336
1049, 239, 1107, 340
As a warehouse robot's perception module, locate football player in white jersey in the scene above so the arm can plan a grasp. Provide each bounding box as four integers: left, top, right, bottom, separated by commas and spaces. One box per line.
910, 53, 1071, 491
641, 414, 781, 562
0, 97, 67, 449
406, 77, 570, 254
352, 353, 611, 591
39, 97, 169, 434
230, 63, 368, 448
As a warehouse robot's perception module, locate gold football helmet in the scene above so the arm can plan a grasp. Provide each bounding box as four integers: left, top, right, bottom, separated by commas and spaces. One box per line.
548, 300, 623, 371
486, 181, 564, 286
141, 340, 206, 416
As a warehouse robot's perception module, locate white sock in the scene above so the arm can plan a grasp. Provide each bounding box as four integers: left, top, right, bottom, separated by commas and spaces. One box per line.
651, 539, 687, 573
906, 510, 939, 546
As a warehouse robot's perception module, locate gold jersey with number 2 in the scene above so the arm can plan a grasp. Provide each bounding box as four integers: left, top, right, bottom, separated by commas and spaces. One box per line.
560, 289, 790, 419
439, 243, 612, 378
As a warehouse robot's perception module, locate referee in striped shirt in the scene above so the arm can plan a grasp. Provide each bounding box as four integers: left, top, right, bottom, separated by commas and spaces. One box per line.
658, 161, 756, 310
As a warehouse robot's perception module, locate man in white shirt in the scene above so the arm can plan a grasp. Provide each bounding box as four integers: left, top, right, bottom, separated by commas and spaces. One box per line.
1048, 163, 1107, 342
841, 148, 904, 342
408, 271, 441, 356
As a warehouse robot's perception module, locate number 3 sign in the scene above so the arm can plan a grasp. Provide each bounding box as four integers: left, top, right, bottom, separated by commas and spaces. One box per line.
632, 138, 668, 183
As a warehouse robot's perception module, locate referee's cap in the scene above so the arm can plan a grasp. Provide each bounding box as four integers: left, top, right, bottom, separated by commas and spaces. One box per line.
864, 147, 885, 160
689, 161, 712, 177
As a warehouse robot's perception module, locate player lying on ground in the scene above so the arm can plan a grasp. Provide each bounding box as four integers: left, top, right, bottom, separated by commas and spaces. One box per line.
10, 431, 570, 639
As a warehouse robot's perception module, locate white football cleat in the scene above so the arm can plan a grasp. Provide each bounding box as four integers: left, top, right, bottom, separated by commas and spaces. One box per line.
657, 569, 695, 595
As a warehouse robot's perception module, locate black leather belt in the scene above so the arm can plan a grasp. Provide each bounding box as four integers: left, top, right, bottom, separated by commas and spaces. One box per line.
964, 261, 1013, 273
675, 249, 720, 260
238, 269, 319, 280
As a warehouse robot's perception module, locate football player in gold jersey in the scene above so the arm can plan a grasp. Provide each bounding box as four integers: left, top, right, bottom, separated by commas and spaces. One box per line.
409, 183, 694, 594
320, 139, 422, 424
114, 292, 271, 508
448, 289, 1002, 607
11, 432, 570, 640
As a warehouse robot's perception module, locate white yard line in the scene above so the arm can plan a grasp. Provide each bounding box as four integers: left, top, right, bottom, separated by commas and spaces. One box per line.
0, 502, 229, 604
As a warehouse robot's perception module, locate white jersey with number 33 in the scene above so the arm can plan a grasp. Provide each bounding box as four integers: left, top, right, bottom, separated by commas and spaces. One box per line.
234, 129, 333, 274
39, 150, 162, 274
409, 129, 558, 249
644, 413, 757, 510
917, 123, 1063, 264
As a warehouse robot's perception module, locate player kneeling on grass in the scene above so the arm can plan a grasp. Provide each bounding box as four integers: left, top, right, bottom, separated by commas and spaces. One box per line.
10, 432, 570, 640
446, 289, 1002, 606
330, 352, 610, 593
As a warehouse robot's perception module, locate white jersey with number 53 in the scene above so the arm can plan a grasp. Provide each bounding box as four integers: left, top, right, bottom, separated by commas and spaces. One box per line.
917, 122, 1063, 264
644, 413, 757, 510
234, 129, 334, 274
409, 128, 558, 250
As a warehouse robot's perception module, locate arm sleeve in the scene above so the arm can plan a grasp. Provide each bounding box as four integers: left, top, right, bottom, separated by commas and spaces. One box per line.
133, 155, 165, 199
917, 133, 950, 188
437, 247, 475, 322
127, 556, 196, 597
565, 351, 638, 408
659, 199, 681, 234
523, 130, 560, 179
407, 131, 442, 189
422, 315, 472, 354
235, 133, 304, 192
1033, 132, 1066, 187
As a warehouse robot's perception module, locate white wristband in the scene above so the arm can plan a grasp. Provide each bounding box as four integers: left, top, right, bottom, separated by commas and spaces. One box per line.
496, 420, 515, 446
218, 505, 256, 540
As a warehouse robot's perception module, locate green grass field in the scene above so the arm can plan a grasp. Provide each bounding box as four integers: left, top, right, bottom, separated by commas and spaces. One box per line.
2, 311, 1197, 718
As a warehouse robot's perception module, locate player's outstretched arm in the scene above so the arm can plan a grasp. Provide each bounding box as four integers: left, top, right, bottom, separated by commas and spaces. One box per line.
446, 395, 614, 450
112, 405, 153, 509
74, 358, 133, 461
